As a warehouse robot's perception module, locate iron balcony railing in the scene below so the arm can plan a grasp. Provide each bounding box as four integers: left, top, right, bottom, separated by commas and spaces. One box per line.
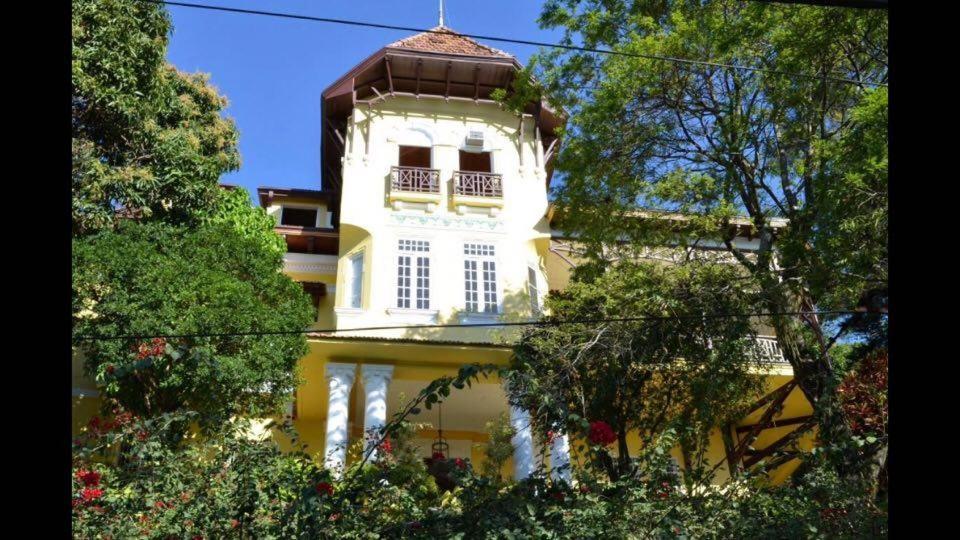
453, 171, 503, 198
755, 336, 787, 364
391, 166, 440, 194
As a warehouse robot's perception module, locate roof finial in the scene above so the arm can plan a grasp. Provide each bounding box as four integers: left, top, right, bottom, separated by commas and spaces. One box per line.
439, 0, 445, 27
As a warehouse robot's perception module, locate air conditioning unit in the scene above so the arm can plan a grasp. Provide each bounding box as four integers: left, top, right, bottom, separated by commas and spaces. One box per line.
464, 130, 485, 148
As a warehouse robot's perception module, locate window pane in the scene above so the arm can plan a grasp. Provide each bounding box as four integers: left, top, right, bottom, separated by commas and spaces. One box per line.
464, 260, 478, 312
350, 254, 363, 308
528, 267, 539, 315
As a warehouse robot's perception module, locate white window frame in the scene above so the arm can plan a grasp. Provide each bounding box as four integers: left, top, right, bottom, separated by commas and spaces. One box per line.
347, 251, 364, 309
394, 238, 433, 311
527, 264, 542, 316
462, 242, 500, 315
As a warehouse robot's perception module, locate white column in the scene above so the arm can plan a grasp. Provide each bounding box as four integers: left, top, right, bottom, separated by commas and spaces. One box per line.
323, 362, 356, 475
361, 364, 394, 461
550, 434, 572, 483
509, 404, 535, 480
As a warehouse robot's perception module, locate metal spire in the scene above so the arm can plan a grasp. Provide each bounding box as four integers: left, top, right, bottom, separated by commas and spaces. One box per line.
439, 0, 445, 27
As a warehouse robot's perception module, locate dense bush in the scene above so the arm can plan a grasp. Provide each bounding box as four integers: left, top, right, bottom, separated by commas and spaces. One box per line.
72, 365, 886, 538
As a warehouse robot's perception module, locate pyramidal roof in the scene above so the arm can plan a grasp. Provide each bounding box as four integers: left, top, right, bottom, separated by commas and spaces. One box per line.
387, 25, 514, 59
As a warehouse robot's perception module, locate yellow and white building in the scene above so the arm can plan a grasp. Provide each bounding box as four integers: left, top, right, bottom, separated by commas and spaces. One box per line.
73, 26, 814, 484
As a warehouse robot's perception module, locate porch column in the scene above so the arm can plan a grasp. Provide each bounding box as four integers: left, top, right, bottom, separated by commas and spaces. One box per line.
509, 404, 535, 480
361, 364, 394, 461
323, 362, 356, 475
550, 434, 572, 483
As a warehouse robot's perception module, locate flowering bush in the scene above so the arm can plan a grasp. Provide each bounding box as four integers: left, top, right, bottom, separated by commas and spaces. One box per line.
588, 420, 617, 446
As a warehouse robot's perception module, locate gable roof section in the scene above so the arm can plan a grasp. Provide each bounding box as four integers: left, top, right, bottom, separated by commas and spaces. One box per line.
386, 25, 513, 59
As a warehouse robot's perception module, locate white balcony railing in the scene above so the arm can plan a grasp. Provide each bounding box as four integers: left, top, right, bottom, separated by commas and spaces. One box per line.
391, 166, 440, 194
755, 336, 788, 364
453, 171, 503, 198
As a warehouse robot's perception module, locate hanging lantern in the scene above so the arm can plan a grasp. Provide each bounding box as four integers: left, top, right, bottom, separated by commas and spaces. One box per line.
431, 401, 450, 459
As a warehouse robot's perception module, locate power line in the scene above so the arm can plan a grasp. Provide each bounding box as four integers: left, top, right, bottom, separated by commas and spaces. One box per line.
73, 310, 879, 341
138, 0, 886, 88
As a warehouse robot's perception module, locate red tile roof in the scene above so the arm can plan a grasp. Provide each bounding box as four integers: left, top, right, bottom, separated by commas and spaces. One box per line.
387, 25, 513, 59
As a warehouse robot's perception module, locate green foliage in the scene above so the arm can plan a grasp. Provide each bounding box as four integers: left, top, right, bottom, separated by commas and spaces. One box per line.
72, 363, 885, 538
514, 0, 887, 496
480, 412, 516, 483
508, 261, 765, 481
73, 0, 240, 234
72, 220, 314, 426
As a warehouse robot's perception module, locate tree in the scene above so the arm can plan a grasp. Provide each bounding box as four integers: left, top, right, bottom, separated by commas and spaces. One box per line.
73, 0, 240, 235
73, 217, 315, 427
507, 0, 887, 488
71, 0, 313, 429
506, 261, 766, 482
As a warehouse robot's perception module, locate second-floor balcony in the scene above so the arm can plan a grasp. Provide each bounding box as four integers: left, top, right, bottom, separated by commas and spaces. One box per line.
452, 170, 504, 216
453, 171, 503, 198
391, 166, 440, 193
389, 166, 442, 211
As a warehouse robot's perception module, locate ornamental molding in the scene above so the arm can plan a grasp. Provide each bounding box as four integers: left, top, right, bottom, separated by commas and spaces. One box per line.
283, 253, 338, 275
361, 364, 395, 385
325, 362, 357, 384
388, 213, 505, 233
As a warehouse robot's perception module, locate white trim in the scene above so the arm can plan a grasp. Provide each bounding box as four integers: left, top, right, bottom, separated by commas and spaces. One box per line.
461, 240, 502, 315
347, 250, 365, 309
283, 253, 338, 274
335, 307, 364, 316
279, 203, 324, 228
457, 311, 502, 325
385, 308, 439, 324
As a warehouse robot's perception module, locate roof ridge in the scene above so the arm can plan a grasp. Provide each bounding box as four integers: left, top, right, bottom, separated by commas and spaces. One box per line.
386, 25, 513, 58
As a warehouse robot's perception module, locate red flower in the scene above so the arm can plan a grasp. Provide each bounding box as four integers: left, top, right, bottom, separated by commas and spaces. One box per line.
579, 484, 590, 494
329, 513, 342, 522
137, 430, 149, 441
106, 364, 115, 375
81, 488, 104, 502
230, 519, 240, 529
432, 451, 445, 460
379, 438, 393, 454
588, 421, 617, 446
76, 469, 101, 487
315, 481, 334, 497
454, 458, 466, 470
546, 430, 557, 444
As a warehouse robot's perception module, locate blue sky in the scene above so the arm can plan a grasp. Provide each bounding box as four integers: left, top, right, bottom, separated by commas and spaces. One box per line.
164, 0, 564, 202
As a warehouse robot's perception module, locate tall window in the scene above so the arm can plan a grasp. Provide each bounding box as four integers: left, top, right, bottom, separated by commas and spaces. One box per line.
397, 240, 431, 309
464, 243, 498, 313
527, 266, 540, 315
348, 252, 364, 309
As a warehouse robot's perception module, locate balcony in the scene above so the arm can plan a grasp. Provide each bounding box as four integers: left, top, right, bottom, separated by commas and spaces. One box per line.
389, 166, 441, 211
452, 171, 504, 216
755, 336, 788, 364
